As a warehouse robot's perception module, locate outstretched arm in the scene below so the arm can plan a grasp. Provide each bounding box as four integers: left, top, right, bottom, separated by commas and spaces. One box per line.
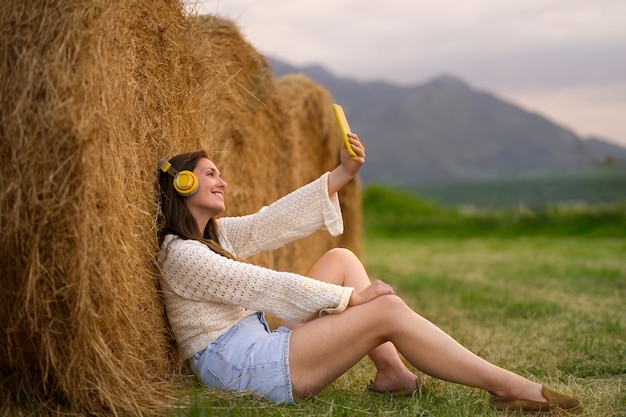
328, 133, 365, 195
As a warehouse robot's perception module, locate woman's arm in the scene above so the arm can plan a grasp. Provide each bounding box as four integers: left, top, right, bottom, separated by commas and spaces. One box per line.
160, 236, 354, 323
217, 172, 343, 259
217, 132, 365, 258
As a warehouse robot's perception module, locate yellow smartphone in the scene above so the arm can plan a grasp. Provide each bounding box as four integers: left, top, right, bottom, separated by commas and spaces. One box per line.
332, 103, 357, 157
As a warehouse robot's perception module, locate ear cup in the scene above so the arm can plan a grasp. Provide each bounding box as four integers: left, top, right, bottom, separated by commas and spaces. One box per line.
159, 159, 199, 197
173, 170, 199, 196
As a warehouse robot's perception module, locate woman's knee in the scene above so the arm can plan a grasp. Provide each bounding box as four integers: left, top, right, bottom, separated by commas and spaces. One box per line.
375, 293, 407, 310
365, 294, 410, 325
322, 247, 358, 263
308, 248, 359, 283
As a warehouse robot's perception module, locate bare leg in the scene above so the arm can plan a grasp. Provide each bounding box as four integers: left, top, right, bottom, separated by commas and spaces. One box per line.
288, 260, 544, 402
281, 249, 418, 392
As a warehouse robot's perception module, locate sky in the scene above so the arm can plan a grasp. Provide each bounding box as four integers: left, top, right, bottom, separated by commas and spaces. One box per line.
188, 1, 626, 147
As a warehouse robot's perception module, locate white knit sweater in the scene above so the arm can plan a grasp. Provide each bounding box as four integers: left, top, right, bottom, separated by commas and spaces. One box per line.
158, 173, 355, 360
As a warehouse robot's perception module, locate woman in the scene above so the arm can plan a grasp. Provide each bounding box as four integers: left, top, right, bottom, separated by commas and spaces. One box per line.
157, 133, 581, 413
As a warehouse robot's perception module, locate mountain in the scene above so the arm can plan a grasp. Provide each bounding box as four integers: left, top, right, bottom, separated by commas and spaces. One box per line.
585, 136, 626, 164
270, 58, 625, 185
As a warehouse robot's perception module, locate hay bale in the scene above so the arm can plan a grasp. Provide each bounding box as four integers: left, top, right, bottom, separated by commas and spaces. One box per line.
0, 0, 198, 414
1, 5, 361, 415
188, 15, 362, 273
187, 15, 297, 274
272, 73, 363, 271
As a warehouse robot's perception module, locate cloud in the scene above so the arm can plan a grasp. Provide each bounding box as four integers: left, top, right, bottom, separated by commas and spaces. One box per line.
190, 0, 626, 145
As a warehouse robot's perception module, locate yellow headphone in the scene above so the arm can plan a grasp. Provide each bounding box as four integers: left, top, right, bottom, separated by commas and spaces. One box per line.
159, 159, 199, 197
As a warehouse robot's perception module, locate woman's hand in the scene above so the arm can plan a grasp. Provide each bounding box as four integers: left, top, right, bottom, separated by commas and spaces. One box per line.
348, 280, 395, 307
328, 133, 366, 195
340, 133, 365, 177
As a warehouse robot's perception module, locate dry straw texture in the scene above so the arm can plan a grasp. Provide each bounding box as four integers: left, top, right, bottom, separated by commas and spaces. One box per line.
189, 15, 362, 272
1, 1, 361, 415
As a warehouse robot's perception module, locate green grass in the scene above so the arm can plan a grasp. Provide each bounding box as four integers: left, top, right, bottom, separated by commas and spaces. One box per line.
362, 184, 626, 237
170, 236, 626, 417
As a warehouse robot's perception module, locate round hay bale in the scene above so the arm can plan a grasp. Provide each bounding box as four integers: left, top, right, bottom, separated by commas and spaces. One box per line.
273, 73, 363, 271
187, 14, 297, 271
187, 15, 363, 330
0, 0, 199, 414
188, 15, 362, 274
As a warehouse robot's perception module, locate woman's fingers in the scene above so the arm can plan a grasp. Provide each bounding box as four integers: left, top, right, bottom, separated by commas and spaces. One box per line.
346, 133, 365, 157
348, 280, 395, 307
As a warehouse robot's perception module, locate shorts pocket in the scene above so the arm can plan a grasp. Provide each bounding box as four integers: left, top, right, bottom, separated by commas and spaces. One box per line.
201, 350, 243, 390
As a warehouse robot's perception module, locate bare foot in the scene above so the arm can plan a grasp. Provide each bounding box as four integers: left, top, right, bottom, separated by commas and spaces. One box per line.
368, 369, 421, 394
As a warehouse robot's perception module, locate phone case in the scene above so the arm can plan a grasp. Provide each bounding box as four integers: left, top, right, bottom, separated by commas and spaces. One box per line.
332, 103, 357, 157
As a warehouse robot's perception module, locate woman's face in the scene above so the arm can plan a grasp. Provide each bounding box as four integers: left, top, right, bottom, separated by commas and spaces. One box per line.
184, 158, 227, 219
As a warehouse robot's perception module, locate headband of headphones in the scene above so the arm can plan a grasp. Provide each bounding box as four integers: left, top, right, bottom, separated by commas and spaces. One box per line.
159, 159, 199, 197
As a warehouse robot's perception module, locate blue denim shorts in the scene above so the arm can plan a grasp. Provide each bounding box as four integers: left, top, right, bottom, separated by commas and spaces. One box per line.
189, 312, 294, 403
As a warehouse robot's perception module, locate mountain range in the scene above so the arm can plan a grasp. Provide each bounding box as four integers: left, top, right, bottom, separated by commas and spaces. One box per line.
270, 58, 626, 185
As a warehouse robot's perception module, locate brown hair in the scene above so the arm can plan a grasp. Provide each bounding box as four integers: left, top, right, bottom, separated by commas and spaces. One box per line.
158, 150, 234, 259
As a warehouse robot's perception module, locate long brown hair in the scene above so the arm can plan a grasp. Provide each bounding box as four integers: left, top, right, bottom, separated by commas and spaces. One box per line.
158, 150, 234, 259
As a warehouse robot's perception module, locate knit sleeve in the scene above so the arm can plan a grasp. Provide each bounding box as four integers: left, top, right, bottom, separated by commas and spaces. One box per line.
160, 236, 354, 323
216, 172, 343, 259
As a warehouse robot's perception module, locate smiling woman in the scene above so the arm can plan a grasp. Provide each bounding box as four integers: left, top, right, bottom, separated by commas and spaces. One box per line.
155, 144, 582, 413
158, 150, 234, 260
184, 159, 228, 228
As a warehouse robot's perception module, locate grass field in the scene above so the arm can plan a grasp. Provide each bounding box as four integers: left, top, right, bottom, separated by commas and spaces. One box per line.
362, 185, 626, 238
170, 235, 625, 417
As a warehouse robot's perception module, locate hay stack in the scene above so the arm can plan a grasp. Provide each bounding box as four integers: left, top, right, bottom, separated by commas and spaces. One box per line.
272, 73, 363, 272
188, 15, 362, 273
1, 0, 201, 414
1, 3, 361, 415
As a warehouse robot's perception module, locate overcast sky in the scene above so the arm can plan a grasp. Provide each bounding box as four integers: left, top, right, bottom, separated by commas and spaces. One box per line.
190, 1, 626, 147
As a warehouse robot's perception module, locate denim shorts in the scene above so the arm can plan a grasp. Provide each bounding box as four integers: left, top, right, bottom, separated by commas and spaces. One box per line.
189, 312, 294, 403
